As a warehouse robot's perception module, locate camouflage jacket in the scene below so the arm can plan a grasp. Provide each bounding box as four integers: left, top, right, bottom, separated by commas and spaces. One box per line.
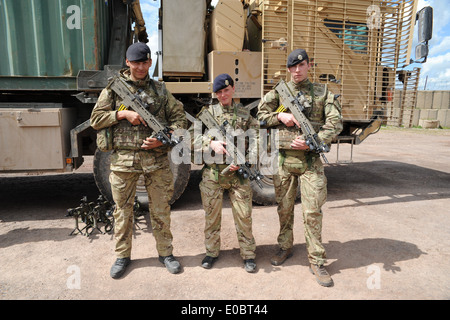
190, 100, 260, 170
90, 69, 186, 172
257, 79, 343, 152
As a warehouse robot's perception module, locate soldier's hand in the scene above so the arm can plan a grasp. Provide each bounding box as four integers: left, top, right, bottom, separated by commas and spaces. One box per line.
117, 110, 147, 126
141, 137, 163, 150
290, 136, 309, 150
210, 140, 229, 155
277, 112, 300, 127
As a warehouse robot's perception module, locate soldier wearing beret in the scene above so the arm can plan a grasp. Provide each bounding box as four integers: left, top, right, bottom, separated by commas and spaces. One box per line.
90, 42, 187, 278
192, 73, 259, 273
257, 49, 343, 286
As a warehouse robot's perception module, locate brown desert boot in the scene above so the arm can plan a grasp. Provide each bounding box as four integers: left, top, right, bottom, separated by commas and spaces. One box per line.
270, 248, 293, 266
310, 264, 334, 287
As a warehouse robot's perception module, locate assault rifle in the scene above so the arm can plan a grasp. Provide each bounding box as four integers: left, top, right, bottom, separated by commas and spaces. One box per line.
109, 76, 181, 147
197, 108, 264, 189
274, 80, 330, 164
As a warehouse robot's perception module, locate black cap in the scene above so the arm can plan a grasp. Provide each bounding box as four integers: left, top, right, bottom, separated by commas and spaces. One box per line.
287, 49, 309, 68
213, 73, 234, 93
126, 42, 151, 62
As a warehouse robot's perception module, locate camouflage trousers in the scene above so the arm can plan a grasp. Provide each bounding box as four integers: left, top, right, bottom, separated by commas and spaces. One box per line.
273, 151, 327, 265
199, 166, 256, 260
109, 165, 174, 258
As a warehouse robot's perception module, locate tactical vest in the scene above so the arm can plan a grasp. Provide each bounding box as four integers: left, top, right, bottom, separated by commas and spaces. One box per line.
209, 102, 251, 130
112, 78, 169, 150
275, 81, 331, 150
205, 101, 252, 171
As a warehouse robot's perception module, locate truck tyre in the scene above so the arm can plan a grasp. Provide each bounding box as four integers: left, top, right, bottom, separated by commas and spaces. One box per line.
93, 149, 114, 203
250, 164, 300, 206
250, 175, 277, 205
93, 149, 191, 206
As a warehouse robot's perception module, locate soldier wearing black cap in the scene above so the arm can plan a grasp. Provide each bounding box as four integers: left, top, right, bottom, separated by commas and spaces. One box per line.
257, 49, 343, 287
191, 73, 259, 273
286, 48, 309, 68
126, 42, 152, 62
212, 73, 234, 93
90, 42, 187, 278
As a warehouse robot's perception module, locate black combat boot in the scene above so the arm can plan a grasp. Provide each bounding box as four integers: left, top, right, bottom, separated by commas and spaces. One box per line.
110, 257, 131, 279
159, 255, 181, 274
201, 255, 218, 269
244, 259, 257, 273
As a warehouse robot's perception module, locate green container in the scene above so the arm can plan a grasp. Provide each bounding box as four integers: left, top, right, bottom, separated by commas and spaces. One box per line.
0, 0, 111, 90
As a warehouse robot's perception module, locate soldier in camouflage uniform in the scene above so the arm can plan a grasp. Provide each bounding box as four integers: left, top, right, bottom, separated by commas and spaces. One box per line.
90, 42, 187, 278
257, 49, 343, 286
192, 74, 259, 273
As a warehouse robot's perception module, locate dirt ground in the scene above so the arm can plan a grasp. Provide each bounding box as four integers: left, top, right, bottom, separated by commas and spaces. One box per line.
0, 127, 449, 302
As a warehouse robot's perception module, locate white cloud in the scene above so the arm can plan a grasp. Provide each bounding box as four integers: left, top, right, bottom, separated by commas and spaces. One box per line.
441, 68, 450, 78
422, 51, 450, 74
428, 35, 450, 55
139, 1, 159, 16
417, 51, 450, 89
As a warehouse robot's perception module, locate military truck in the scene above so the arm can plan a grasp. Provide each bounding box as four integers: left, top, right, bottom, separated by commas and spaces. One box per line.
151, 0, 433, 204
0, 0, 432, 205
0, 0, 151, 195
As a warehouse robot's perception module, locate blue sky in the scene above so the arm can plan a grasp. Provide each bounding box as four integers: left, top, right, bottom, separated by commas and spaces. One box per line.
139, 0, 448, 90
415, 0, 450, 89
138, 0, 160, 73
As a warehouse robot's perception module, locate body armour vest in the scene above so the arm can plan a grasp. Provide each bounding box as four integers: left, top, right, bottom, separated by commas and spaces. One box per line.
276, 80, 330, 150
206, 101, 254, 169
112, 77, 169, 150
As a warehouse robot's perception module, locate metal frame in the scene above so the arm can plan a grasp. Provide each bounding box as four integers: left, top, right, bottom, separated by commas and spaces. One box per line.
259, 0, 418, 124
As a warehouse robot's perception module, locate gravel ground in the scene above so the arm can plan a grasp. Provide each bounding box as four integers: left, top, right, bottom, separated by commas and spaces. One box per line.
0, 127, 449, 306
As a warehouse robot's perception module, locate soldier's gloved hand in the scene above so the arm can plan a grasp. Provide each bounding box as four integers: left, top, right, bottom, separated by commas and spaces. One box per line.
277, 112, 300, 128
210, 140, 230, 156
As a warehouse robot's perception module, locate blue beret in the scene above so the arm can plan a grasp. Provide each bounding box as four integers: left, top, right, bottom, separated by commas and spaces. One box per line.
213, 73, 234, 93
287, 49, 309, 68
126, 42, 151, 62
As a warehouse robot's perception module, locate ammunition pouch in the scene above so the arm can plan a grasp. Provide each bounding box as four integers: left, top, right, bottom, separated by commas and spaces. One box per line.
276, 126, 301, 150
112, 120, 153, 150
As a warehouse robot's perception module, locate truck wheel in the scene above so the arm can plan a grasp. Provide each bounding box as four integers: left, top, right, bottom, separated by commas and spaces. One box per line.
93, 149, 114, 203
93, 149, 191, 206
250, 163, 300, 206
250, 174, 277, 205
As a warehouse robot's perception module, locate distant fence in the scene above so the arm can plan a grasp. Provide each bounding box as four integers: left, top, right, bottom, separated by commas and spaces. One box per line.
419, 78, 450, 91
386, 90, 450, 128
